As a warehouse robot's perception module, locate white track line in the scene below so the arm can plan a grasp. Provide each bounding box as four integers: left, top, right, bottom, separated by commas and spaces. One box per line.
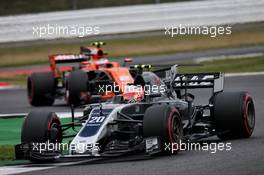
0, 112, 83, 118
195, 53, 264, 63
0, 158, 103, 175
226, 72, 264, 77
0, 86, 22, 90
0, 166, 53, 175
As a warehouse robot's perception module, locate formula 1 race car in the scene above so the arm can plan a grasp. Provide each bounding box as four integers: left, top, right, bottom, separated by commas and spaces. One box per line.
16, 64, 255, 162
27, 42, 134, 106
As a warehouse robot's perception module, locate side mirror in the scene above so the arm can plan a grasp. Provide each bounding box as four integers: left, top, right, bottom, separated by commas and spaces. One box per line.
123, 58, 133, 66
124, 57, 133, 63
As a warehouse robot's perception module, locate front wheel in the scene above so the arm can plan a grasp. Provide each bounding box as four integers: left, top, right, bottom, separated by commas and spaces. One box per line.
21, 111, 62, 162
143, 104, 183, 155
213, 91, 255, 140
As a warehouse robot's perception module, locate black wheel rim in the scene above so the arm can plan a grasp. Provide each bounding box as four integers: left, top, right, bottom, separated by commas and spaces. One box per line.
49, 122, 61, 142
246, 101, 255, 130
171, 114, 181, 142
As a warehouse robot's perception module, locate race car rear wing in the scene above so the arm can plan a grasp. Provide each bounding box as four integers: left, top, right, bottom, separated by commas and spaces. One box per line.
49, 54, 89, 64
152, 64, 224, 93
129, 64, 224, 93
166, 72, 224, 93
49, 54, 90, 78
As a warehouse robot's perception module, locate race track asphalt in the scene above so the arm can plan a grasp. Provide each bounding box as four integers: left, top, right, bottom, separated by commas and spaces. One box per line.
132, 45, 264, 64
0, 88, 75, 114
1, 74, 264, 175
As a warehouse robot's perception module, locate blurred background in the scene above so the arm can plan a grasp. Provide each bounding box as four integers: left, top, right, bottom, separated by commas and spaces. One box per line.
1, 0, 187, 16
0, 0, 263, 87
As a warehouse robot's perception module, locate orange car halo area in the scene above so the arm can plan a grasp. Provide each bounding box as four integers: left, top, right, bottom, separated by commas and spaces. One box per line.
27, 42, 136, 106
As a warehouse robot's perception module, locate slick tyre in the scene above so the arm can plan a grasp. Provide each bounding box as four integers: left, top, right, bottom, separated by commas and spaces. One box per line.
27, 72, 55, 106
213, 91, 255, 140
66, 70, 88, 106
21, 111, 62, 162
143, 104, 183, 155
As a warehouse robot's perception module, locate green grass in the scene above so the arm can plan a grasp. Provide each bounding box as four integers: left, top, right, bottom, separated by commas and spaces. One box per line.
0, 117, 80, 161
0, 120, 30, 162
178, 56, 264, 74
0, 159, 29, 166
0, 118, 24, 145
0, 28, 264, 68
0, 117, 78, 145
0, 145, 15, 161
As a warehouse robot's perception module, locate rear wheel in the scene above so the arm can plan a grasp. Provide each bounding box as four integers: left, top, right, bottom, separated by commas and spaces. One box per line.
27, 72, 55, 106
21, 111, 62, 162
143, 104, 183, 155
213, 91, 255, 140
66, 70, 88, 106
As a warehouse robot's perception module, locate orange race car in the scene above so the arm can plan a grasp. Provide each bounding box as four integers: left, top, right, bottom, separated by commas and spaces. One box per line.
27, 42, 135, 106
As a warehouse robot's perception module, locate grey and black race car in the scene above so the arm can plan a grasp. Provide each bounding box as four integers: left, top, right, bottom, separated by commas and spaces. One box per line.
15, 64, 255, 162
